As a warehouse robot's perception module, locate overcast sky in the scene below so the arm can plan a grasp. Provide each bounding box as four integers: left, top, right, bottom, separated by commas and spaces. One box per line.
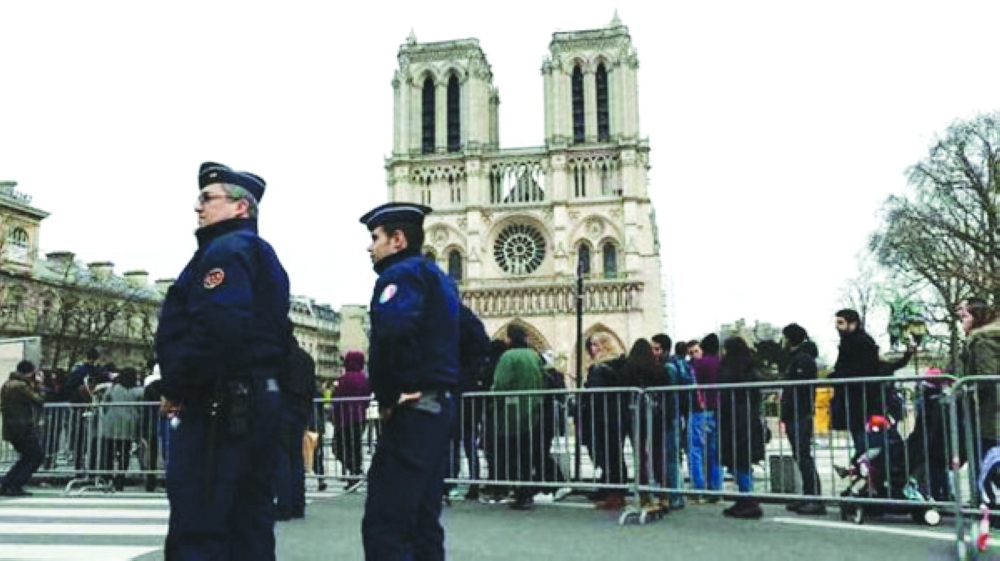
2, 1, 998, 364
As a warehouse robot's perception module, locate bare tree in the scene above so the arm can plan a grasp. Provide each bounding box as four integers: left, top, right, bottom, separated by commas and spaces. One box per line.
870, 112, 1000, 365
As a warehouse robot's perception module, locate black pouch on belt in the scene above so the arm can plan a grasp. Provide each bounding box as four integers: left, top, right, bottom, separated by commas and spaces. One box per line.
226, 380, 253, 437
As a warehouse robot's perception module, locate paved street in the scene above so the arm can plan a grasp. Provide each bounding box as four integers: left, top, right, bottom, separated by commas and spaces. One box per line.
0, 488, 985, 560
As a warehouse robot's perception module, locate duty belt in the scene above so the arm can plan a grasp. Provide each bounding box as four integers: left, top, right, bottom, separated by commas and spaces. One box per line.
403, 390, 451, 414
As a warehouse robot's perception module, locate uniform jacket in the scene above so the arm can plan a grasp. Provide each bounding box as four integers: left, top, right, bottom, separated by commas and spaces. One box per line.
780, 341, 818, 423
1, 375, 44, 442
963, 318, 1000, 440
458, 304, 490, 395
155, 218, 290, 406
368, 249, 460, 407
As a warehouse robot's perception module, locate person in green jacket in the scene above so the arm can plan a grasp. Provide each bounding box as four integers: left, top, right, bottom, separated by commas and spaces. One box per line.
490, 324, 546, 510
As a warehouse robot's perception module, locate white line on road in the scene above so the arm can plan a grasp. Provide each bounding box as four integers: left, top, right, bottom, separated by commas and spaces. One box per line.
0, 545, 159, 560
0, 508, 170, 520
4, 497, 168, 507
772, 517, 953, 542
0, 522, 168, 536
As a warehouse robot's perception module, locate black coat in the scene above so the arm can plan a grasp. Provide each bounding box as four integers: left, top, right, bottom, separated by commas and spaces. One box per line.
718, 364, 765, 472
780, 342, 818, 423
829, 329, 881, 433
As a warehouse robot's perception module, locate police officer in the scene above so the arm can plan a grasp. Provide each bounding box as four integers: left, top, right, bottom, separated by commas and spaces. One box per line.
156, 162, 290, 561
359, 202, 460, 561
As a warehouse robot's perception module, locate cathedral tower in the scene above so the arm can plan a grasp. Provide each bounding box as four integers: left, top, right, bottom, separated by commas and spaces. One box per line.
385, 14, 664, 376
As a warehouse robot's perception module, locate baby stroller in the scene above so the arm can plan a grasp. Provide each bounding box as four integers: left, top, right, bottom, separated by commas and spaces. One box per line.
836, 414, 941, 526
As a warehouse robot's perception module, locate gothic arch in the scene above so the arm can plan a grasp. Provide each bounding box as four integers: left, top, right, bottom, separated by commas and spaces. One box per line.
566, 214, 623, 248
484, 213, 551, 248
426, 223, 467, 251
491, 318, 551, 352
411, 66, 442, 85
442, 66, 468, 83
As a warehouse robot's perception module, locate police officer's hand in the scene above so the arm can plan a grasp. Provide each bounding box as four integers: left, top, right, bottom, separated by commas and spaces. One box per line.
379, 392, 423, 422
397, 391, 422, 405
161, 398, 183, 417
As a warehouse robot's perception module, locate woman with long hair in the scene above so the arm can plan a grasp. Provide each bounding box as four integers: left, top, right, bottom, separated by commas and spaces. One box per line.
958, 297, 1000, 488
582, 332, 628, 509
717, 336, 765, 519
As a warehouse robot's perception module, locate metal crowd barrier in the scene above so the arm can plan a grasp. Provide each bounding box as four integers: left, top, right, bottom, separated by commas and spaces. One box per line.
0, 374, 973, 535
944, 375, 1000, 560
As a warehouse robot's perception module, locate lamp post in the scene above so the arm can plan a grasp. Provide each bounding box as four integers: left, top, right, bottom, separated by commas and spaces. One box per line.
574, 257, 584, 482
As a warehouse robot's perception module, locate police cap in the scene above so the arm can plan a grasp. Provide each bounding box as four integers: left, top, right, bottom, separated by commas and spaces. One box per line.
198, 161, 266, 203
359, 202, 432, 231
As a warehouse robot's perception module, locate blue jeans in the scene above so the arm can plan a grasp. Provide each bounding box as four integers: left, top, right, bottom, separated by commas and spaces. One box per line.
735, 469, 753, 493
688, 411, 722, 491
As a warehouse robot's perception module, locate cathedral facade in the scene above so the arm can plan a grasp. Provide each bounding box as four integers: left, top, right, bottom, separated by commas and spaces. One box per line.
385, 15, 664, 377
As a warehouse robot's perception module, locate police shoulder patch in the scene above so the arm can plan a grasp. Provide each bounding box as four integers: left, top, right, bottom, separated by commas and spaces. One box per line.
203, 268, 225, 289
379, 283, 398, 304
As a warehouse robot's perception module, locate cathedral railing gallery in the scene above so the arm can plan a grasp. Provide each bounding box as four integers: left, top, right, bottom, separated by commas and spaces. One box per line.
460, 276, 643, 317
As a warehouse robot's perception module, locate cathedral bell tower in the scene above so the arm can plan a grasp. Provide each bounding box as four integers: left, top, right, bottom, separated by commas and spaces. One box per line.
384, 15, 665, 380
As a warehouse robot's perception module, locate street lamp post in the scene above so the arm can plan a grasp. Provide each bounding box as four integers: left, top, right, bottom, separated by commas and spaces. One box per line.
574, 259, 584, 482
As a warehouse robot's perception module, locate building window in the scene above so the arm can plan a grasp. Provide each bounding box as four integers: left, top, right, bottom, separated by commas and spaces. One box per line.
447, 75, 461, 153
596, 63, 610, 141
603, 243, 618, 279
494, 223, 546, 276
448, 250, 463, 281
572, 65, 585, 144
5, 227, 29, 262
422, 77, 435, 154
577, 243, 591, 276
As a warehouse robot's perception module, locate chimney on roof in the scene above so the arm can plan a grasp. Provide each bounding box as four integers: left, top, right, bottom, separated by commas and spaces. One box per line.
154, 278, 175, 294
123, 270, 149, 288
87, 261, 114, 281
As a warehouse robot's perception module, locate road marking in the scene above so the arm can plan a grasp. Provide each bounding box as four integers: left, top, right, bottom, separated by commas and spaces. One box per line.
0, 544, 159, 560
0, 522, 168, 536
5, 497, 168, 507
0, 508, 169, 520
772, 516, 953, 542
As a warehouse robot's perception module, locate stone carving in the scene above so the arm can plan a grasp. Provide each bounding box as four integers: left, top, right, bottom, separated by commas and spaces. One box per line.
457, 216, 467, 231
586, 218, 604, 238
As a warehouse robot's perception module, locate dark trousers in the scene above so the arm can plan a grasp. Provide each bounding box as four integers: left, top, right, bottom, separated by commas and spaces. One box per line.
2, 432, 43, 491
164, 378, 280, 561
786, 417, 820, 496
334, 423, 365, 476
275, 406, 307, 516
100, 437, 132, 490
496, 429, 538, 501
362, 398, 453, 561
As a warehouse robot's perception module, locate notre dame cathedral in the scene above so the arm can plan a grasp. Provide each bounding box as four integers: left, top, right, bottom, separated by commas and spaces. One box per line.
385, 14, 665, 376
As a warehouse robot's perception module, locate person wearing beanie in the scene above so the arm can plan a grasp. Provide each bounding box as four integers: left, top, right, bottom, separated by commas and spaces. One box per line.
1, 360, 44, 496
780, 323, 824, 515
154, 161, 289, 560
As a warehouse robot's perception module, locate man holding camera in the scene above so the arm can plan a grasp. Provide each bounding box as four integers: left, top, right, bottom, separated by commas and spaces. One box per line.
1, 360, 45, 496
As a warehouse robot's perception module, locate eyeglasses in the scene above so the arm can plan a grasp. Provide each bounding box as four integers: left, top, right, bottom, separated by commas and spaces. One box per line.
197, 192, 234, 205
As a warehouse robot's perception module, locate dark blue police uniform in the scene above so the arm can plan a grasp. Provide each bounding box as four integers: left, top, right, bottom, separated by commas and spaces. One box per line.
155, 162, 290, 561
359, 203, 460, 561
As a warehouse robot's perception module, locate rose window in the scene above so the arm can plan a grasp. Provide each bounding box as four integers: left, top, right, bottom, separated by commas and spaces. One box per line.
494, 224, 546, 275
